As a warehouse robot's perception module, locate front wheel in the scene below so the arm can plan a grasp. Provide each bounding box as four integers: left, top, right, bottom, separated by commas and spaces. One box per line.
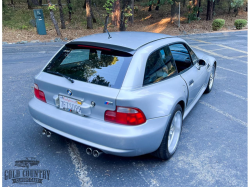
153, 104, 183, 160
204, 63, 216, 94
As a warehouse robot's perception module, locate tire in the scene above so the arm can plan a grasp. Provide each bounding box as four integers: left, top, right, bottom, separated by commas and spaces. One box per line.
153, 104, 183, 160
204, 63, 216, 94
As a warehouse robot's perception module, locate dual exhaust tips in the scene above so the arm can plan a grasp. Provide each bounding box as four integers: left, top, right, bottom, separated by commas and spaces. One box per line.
86, 147, 103, 158
42, 129, 102, 157
42, 128, 51, 138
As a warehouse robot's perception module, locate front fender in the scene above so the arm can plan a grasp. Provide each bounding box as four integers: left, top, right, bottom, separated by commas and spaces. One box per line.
194, 49, 216, 69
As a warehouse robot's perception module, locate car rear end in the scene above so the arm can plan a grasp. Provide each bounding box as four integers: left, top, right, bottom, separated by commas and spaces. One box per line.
28, 42, 170, 156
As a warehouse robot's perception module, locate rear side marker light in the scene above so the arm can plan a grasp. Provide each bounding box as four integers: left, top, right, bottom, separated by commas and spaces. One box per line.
105, 107, 146, 125
34, 84, 46, 103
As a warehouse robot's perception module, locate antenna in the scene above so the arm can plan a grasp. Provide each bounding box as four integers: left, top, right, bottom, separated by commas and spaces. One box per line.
93, 2, 112, 39
106, 29, 112, 39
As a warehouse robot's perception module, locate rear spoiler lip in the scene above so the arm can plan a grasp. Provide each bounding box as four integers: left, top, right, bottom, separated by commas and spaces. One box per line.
66, 41, 136, 55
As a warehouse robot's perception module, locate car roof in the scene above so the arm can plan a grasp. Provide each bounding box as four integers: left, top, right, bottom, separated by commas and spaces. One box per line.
72, 31, 173, 50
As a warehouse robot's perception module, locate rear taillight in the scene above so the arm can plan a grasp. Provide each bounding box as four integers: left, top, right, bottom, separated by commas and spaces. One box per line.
34, 84, 46, 103
104, 107, 146, 125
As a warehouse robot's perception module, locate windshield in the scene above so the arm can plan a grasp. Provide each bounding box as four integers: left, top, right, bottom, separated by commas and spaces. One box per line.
43, 45, 133, 89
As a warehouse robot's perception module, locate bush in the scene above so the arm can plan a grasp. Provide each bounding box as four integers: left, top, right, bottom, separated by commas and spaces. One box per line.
234, 19, 248, 29
212, 19, 225, 31
186, 4, 202, 23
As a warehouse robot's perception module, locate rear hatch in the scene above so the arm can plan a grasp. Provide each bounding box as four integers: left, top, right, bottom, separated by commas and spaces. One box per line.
35, 43, 133, 120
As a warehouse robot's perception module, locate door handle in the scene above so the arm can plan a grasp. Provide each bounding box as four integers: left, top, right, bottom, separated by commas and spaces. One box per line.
189, 80, 194, 87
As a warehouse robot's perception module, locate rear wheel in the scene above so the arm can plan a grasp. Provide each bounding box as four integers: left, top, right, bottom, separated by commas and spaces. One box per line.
204, 63, 216, 94
153, 104, 183, 160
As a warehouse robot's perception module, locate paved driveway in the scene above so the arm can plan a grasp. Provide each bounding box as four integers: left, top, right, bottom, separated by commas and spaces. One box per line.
2, 30, 247, 187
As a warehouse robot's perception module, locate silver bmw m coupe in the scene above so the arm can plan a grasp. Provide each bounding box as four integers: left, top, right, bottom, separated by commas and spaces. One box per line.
28, 32, 216, 160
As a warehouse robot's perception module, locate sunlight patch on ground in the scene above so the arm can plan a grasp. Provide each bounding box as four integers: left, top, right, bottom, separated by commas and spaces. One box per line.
140, 14, 152, 21
144, 17, 171, 33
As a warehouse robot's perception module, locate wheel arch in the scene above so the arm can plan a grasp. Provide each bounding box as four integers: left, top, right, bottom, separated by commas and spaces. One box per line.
177, 100, 185, 115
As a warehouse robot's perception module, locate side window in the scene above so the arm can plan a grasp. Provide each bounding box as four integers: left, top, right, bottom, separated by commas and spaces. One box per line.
143, 46, 177, 86
169, 43, 192, 73
187, 47, 199, 64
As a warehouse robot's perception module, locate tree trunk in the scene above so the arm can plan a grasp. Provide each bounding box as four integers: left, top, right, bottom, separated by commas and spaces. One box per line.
47, 0, 62, 37
86, 0, 93, 29
128, 0, 134, 23
206, 0, 213, 20
206, 0, 210, 20
210, 0, 213, 19
112, 0, 121, 27
83, 0, 86, 9
183, 0, 185, 7
119, 10, 126, 31
27, 0, 32, 9
103, 14, 109, 33
32, 0, 38, 6
90, 5, 96, 23
119, 0, 131, 31
171, 1, 176, 23
39, 0, 42, 6
148, 4, 152, 11
212, 0, 215, 16
11, 0, 14, 5
148, 0, 152, 11
235, 7, 239, 16
58, 0, 66, 29
67, 0, 72, 22
155, 0, 160, 10
197, 0, 201, 17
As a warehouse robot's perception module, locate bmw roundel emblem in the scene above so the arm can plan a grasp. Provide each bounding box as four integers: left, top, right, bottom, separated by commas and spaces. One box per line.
67, 89, 73, 96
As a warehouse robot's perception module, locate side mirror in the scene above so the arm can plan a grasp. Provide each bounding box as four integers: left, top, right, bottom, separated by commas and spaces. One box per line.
198, 59, 206, 66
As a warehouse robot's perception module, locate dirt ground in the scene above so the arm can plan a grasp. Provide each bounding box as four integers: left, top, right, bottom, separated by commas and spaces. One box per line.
2, 8, 248, 43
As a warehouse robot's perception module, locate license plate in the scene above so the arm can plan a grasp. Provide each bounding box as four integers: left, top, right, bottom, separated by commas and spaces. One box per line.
59, 95, 82, 115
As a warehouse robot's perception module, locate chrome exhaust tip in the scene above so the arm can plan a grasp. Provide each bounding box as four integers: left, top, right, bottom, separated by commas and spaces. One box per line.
46, 131, 51, 138
93, 150, 103, 158
42, 129, 47, 135
86, 148, 93, 155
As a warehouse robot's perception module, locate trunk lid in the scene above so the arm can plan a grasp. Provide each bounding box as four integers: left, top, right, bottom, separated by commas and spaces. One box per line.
35, 43, 133, 120
35, 72, 119, 120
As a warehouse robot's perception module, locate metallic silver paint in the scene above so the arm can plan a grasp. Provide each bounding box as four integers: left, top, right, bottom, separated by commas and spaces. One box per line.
73, 31, 172, 50
29, 97, 171, 156
28, 32, 216, 157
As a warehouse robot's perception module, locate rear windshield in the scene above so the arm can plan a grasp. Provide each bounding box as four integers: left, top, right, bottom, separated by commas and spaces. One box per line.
43, 45, 133, 89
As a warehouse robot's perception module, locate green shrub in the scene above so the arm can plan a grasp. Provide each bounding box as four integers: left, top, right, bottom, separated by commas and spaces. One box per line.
212, 19, 225, 31
21, 25, 28, 30
234, 19, 248, 30
186, 4, 202, 23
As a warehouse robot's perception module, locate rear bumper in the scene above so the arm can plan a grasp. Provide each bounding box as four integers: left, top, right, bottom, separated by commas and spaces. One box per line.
28, 97, 171, 156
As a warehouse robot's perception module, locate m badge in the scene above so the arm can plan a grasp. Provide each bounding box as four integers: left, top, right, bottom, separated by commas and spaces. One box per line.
104, 101, 113, 105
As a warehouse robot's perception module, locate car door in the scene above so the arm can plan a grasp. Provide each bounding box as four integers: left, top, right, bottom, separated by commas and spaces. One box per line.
169, 43, 207, 106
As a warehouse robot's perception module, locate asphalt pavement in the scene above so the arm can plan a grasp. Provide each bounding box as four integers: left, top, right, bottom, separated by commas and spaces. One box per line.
2, 30, 247, 187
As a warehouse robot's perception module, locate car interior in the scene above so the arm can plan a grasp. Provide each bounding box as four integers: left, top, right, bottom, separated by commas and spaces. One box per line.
169, 43, 193, 73
143, 47, 178, 85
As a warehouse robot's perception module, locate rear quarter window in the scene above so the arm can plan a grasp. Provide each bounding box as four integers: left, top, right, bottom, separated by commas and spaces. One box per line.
143, 46, 178, 86
43, 45, 133, 89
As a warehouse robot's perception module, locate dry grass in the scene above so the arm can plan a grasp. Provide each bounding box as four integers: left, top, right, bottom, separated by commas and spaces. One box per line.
2, 4, 248, 43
